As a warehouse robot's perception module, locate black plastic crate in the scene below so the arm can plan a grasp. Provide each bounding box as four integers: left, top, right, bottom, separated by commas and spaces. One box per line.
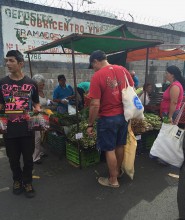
47, 131, 66, 157
135, 130, 159, 155
141, 130, 159, 152
135, 135, 145, 155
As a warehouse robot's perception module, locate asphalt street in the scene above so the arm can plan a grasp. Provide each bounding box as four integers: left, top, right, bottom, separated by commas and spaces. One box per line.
0, 144, 180, 220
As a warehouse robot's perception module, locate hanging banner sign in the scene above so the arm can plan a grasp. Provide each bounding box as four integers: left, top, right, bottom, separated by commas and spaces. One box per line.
2, 6, 115, 62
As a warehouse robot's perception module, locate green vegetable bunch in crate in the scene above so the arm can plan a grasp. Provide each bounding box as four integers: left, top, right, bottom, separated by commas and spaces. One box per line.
67, 120, 96, 149
47, 131, 66, 156
50, 113, 79, 126
144, 113, 162, 130
66, 142, 100, 167
78, 108, 89, 120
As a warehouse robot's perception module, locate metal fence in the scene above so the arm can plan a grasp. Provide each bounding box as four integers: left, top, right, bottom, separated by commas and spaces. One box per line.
13, 0, 183, 28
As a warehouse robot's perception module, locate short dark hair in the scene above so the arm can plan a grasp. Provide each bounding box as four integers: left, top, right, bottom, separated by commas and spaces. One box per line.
58, 74, 66, 81
6, 50, 24, 62
143, 83, 152, 92
89, 50, 107, 68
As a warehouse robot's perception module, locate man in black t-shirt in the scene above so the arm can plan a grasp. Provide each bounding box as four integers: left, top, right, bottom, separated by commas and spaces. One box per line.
0, 50, 41, 198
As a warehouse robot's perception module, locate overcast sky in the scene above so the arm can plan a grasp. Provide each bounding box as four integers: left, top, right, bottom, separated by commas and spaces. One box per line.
31, 0, 185, 26
90, 0, 185, 26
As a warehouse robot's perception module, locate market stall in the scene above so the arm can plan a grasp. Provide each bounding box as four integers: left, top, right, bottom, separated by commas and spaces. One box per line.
126, 46, 185, 154
126, 47, 185, 62
25, 24, 163, 168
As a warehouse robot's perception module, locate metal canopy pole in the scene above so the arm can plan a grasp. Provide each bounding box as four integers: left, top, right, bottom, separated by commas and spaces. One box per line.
71, 42, 79, 131
143, 47, 149, 107
71, 40, 82, 169
28, 53, 33, 78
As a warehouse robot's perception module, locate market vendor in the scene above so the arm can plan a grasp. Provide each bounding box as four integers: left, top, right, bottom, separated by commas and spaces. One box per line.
53, 74, 75, 114
138, 83, 153, 105
130, 70, 139, 89
77, 81, 90, 108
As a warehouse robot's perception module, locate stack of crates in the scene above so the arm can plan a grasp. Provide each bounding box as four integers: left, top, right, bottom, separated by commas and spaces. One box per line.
135, 130, 159, 155
135, 134, 144, 155
47, 131, 66, 158
66, 142, 100, 168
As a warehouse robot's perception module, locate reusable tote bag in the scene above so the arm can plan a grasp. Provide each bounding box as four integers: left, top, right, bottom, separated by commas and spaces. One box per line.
122, 73, 144, 122
121, 122, 137, 180
150, 103, 185, 168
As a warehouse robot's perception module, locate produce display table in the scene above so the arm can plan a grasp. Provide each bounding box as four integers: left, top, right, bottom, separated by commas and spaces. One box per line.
47, 111, 99, 168
131, 113, 162, 154
46, 113, 79, 159
46, 110, 162, 167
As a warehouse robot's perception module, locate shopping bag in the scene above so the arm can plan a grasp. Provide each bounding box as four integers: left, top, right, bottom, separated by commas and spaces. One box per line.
68, 104, 76, 115
122, 74, 144, 122
139, 92, 150, 105
27, 112, 50, 131
0, 114, 8, 134
121, 122, 137, 180
150, 122, 184, 168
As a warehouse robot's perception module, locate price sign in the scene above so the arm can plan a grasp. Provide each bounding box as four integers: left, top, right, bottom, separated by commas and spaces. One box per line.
75, 133, 83, 139
135, 135, 141, 140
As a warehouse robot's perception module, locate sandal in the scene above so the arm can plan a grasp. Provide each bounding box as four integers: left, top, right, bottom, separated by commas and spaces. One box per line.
98, 177, 120, 188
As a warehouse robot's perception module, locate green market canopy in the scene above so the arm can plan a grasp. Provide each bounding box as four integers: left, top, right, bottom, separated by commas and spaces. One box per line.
25, 24, 163, 55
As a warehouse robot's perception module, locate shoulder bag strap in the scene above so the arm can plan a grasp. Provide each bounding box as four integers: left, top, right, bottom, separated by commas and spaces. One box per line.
174, 102, 185, 125
123, 70, 130, 87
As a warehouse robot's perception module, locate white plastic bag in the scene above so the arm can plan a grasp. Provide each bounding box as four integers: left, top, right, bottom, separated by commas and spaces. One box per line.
68, 104, 76, 115
139, 93, 150, 105
150, 123, 184, 168
122, 74, 144, 122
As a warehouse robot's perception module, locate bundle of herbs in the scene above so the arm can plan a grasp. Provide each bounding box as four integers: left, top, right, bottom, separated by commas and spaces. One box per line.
67, 120, 96, 149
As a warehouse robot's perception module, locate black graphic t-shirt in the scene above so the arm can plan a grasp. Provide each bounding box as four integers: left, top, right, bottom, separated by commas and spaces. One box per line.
0, 76, 39, 138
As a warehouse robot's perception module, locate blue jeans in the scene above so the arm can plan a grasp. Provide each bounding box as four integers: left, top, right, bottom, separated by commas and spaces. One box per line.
96, 114, 128, 151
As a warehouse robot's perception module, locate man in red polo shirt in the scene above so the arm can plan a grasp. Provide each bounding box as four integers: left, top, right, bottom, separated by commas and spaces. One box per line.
87, 50, 134, 188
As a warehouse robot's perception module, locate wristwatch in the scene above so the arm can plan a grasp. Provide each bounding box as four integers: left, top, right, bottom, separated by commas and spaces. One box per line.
87, 124, 93, 128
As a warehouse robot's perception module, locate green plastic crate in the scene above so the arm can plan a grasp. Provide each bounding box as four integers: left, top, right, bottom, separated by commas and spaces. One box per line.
47, 131, 66, 156
66, 142, 100, 167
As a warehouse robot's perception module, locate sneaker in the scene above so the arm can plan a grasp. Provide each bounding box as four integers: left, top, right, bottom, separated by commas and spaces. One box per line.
13, 180, 23, 195
24, 184, 35, 198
